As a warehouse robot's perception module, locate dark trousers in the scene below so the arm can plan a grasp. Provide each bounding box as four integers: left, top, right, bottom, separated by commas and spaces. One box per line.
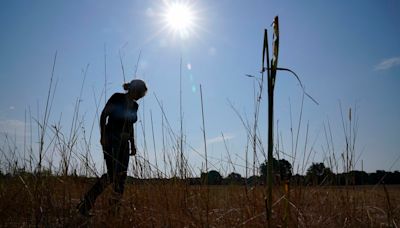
79, 137, 130, 212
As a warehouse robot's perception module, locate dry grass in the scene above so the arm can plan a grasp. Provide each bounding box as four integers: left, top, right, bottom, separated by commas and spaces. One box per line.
1, 175, 399, 227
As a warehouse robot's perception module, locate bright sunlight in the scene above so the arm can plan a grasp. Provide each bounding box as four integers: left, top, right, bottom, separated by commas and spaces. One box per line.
164, 2, 195, 39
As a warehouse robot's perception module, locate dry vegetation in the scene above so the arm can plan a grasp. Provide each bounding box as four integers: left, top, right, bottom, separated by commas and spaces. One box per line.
0, 175, 399, 227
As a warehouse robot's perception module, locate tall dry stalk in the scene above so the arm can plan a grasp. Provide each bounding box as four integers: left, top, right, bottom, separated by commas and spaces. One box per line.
200, 84, 208, 175
150, 110, 159, 177
260, 16, 318, 225
38, 51, 58, 172
119, 49, 126, 83
161, 102, 167, 177
104, 44, 107, 105
179, 56, 184, 178
199, 84, 209, 226
260, 18, 274, 225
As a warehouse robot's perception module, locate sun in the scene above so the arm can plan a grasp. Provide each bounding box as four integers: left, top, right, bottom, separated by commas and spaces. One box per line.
163, 2, 195, 39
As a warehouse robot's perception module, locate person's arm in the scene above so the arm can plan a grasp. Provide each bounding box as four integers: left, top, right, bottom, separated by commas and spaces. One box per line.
100, 95, 116, 147
99, 110, 107, 147
129, 123, 136, 155
129, 102, 138, 156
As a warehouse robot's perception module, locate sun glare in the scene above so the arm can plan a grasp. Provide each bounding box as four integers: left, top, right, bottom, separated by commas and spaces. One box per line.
164, 2, 195, 39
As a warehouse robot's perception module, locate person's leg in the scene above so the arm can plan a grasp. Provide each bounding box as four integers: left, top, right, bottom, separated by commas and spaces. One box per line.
77, 146, 114, 215
114, 145, 129, 195
77, 173, 108, 215
109, 140, 129, 213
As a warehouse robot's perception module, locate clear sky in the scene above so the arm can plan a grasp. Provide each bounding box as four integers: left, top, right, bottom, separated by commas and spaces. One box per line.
0, 1, 399, 177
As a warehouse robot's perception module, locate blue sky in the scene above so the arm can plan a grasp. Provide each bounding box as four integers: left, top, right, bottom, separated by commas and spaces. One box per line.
0, 1, 399, 177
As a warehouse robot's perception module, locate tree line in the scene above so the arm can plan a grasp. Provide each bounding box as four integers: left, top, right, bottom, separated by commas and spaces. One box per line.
196, 158, 400, 186
2, 158, 399, 186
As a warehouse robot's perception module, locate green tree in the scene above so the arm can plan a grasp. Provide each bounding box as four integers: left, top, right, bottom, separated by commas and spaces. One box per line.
260, 158, 292, 182
306, 162, 332, 185
226, 172, 243, 185
201, 170, 222, 185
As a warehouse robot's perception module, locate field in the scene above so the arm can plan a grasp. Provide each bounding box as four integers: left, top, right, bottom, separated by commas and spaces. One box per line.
1, 175, 399, 227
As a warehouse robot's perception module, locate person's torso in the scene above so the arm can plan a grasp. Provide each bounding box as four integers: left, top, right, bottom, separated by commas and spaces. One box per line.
105, 93, 138, 137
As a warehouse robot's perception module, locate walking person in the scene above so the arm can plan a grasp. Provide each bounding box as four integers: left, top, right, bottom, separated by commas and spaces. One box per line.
77, 79, 147, 216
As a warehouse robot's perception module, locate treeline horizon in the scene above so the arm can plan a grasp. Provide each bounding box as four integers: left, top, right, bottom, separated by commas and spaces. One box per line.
2, 166, 400, 186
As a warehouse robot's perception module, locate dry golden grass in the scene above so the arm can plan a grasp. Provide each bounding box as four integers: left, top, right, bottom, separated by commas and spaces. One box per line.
1, 175, 399, 227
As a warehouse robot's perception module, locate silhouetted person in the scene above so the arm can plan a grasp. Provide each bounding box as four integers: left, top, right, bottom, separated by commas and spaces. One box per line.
77, 79, 147, 216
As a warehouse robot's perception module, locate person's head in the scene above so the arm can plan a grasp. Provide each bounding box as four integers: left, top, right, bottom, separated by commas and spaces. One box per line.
123, 79, 148, 100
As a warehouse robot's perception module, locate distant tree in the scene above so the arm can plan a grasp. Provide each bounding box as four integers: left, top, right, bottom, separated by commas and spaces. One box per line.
393, 171, 400, 184
276, 159, 293, 180
201, 170, 222, 185
368, 170, 386, 185
188, 177, 201, 185
349, 170, 368, 185
227, 172, 241, 179
260, 158, 292, 182
225, 172, 243, 185
306, 163, 325, 176
247, 175, 261, 186
306, 162, 332, 185
291, 174, 306, 185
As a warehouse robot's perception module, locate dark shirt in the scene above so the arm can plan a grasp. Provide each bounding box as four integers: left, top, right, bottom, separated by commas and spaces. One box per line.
100, 93, 138, 143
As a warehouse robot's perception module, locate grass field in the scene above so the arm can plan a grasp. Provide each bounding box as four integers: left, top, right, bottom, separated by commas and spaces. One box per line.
1, 174, 399, 227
